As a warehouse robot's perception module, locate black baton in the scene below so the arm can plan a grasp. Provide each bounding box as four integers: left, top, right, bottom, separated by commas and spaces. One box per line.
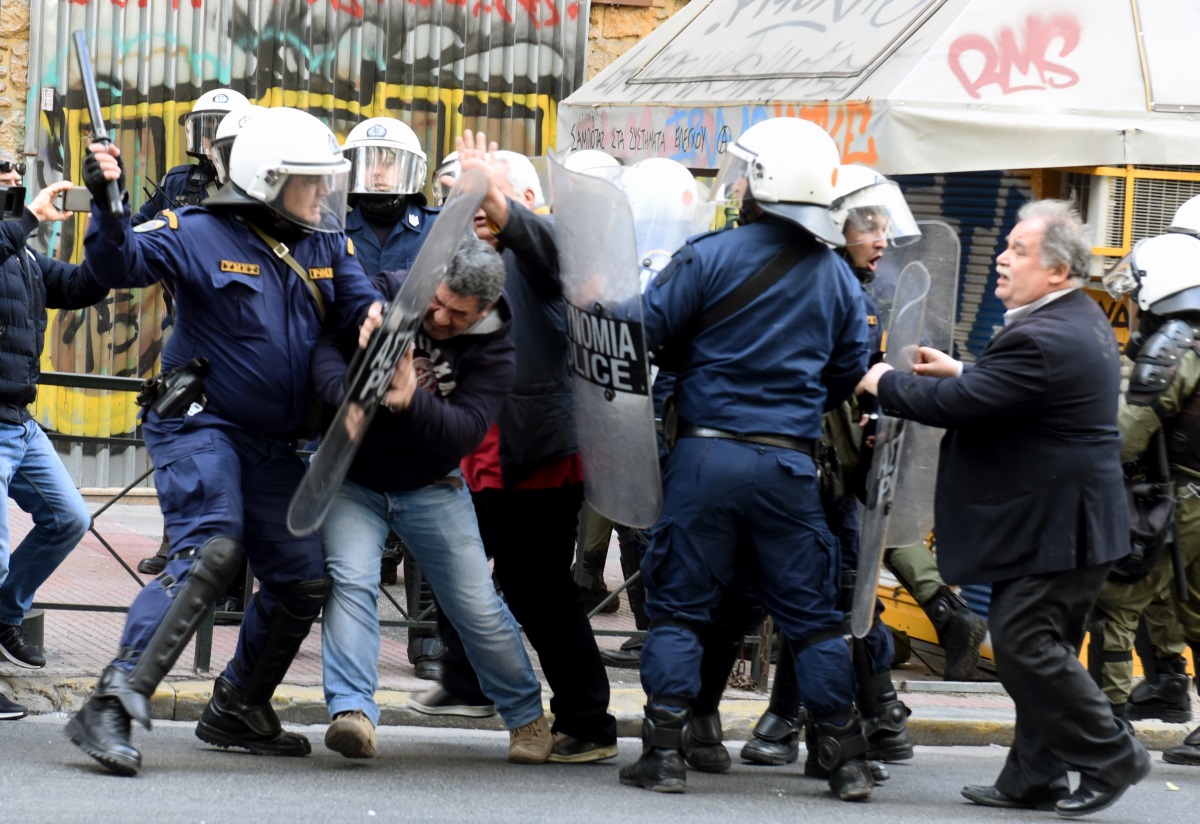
72, 30, 123, 215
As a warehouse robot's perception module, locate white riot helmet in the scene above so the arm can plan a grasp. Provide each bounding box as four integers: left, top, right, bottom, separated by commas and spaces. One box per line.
184, 88, 250, 159
621, 158, 714, 286
211, 105, 264, 186
216, 107, 351, 233
1103, 233, 1200, 315
432, 151, 460, 206
563, 149, 620, 176
342, 117, 427, 197
1169, 194, 1200, 237
830, 164, 920, 246
709, 117, 844, 245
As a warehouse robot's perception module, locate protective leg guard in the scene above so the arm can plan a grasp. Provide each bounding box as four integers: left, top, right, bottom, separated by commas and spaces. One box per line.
239, 577, 331, 704
619, 704, 689, 793
682, 712, 731, 774
195, 576, 330, 756
811, 716, 874, 802
740, 710, 801, 766
64, 666, 144, 777
925, 586, 988, 681
129, 537, 246, 717
864, 672, 914, 762
1128, 656, 1192, 723
195, 674, 311, 757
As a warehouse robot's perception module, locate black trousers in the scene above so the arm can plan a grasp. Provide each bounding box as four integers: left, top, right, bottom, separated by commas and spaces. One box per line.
438, 483, 617, 745
990, 563, 1142, 799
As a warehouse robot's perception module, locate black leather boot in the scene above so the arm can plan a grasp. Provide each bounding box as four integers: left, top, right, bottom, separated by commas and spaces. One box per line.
195, 674, 311, 756
682, 712, 730, 773
619, 704, 689, 793
810, 715, 874, 801
865, 672, 914, 762
65, 665, 147, 776
1164, 722, 1200, 766
1128, 656, 1192, 723
803, 716, 889, 782
924, 586, 988, 680
740, 710, 800, 765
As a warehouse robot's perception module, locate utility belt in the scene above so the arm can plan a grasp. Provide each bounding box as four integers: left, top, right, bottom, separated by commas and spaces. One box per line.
676, 422, 816, 456
136, 357, 209, 419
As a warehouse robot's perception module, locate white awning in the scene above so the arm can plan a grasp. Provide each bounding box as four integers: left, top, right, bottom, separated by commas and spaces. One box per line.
558, 0, 1200, 174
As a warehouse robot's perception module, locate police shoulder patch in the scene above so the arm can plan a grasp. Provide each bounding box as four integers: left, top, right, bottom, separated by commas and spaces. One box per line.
346, 237, 355, 256
308, 267, 334, 280
133, 219, 167, 233
867, 314, 878, 327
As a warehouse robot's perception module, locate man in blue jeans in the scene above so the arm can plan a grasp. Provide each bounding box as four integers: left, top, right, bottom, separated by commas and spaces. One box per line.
0, 159, 106, 718
313, 236, 550, 762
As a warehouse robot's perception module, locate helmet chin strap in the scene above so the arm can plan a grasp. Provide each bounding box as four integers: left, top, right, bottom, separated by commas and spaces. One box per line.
358, 194, 412, 223
836, 247, 875, 285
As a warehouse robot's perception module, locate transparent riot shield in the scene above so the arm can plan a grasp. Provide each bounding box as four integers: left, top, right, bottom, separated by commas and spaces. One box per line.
868, 221, 962, 553
852, 262, 930, 638
883, 219, 964, 554
549, 157, 663, 528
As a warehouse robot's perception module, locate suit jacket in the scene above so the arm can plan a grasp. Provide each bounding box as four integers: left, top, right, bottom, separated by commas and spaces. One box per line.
877, 287, 1129, 585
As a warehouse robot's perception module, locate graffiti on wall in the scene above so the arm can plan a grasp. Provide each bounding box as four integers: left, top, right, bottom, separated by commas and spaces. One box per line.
29, 0, 589, 438
947, 13, 1082, 100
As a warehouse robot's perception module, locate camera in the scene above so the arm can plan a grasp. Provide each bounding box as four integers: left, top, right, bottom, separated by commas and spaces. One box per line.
0, 186, 25, 220
55, 187, 94, 213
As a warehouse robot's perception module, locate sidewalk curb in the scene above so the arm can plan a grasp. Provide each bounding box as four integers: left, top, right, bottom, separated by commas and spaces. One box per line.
4, 675, 1192, 752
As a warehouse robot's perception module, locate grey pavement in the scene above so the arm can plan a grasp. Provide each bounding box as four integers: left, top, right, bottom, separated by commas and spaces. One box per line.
2, 500, 1197, 753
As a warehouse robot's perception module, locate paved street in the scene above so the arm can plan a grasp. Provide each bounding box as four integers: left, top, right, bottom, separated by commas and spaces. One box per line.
3, 715, 1193, 824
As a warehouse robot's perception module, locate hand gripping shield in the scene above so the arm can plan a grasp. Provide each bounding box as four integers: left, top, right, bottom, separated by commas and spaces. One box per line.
852, 262, 930, 638
286, 168, 488, 536
549, 156, 662, 528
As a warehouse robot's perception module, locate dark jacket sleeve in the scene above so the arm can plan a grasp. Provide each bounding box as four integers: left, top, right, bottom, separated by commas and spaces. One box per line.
310, 331, 351, 409
495, 199, 561, 299
396, 335, 515, 461
0, 209, 40, 255
39, 254, 109, 310
823, 287, 869, 411
877, 326, 1049, 428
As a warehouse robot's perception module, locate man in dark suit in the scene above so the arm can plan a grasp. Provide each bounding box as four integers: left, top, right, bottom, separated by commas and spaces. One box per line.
857, 200, 1151, 818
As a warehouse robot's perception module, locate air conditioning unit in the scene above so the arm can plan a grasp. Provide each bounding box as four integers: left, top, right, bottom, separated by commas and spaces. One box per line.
1069, 168, 1200, 281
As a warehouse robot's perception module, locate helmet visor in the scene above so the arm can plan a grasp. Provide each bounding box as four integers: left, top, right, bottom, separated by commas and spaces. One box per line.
184, 112, 225, 158
707, 146, 753, 223
1102, 250, 1138, 299
433, 159, 461, 206
269, 167, 351, 232
211, 137, 234, 186
347, 145, 427, 196
836, 180, 921, 248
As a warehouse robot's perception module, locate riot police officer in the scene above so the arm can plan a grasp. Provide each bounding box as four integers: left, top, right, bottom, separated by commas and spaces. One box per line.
1096, 231, 1200, 765
65, 107, 383, 777
133, 88, 250, 225
618, 118, 874, 801
340, 116, 447, 680
737, 165, 921, 773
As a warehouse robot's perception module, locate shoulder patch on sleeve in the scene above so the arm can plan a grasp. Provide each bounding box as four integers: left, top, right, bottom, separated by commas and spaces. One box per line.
133, 218, 167, 233
346, 237, 355, 256
653, 246, 691, 288
160, 209, 179, 229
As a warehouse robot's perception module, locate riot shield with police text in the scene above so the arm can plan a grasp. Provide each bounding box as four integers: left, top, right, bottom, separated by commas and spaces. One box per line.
549, 157, 662, 528
852, 262, 929, 638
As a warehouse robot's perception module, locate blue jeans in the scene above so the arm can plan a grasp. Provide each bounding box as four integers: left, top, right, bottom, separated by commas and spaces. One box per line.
320, 474, 543, 729
0, 420, 91, 626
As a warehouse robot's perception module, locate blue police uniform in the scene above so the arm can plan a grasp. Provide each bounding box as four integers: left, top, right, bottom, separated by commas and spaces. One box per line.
637, 216, 868, 717
345, 197, 438, 277
84, 202, 382, 684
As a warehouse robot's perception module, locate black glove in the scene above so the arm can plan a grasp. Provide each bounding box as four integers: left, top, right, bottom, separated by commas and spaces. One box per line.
82, 149, 125, 212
